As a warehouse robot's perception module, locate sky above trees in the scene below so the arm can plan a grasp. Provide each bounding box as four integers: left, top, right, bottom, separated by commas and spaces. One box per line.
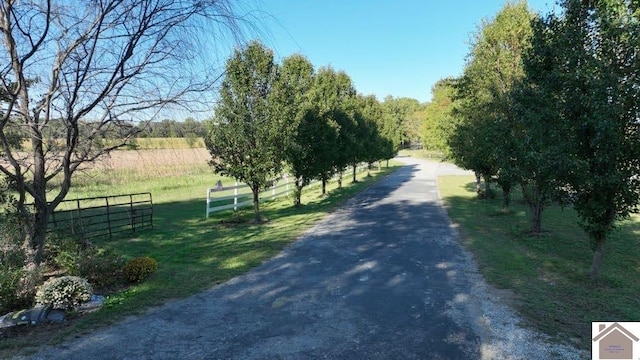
259, 0, 555, 103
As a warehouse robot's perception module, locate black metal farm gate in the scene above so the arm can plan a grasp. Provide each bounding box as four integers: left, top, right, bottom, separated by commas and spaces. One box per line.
48, 192, 153, 240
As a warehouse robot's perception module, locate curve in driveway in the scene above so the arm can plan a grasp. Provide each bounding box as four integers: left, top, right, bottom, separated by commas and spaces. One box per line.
31, 158, 484, 360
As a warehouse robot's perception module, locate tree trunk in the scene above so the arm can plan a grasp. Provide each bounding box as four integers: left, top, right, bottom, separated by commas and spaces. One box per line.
475, 172, 482, 194
501, 184, 511, 212
529, 201, 543, 234
293, 178, 303, 207
18, 198, 47, 298
352, 163, 357, 183
337, 171, 343, 188
321, 175, 327, 196
483, 174, 491, 200
521, 183, 544, 235
590, 233, 605, 281
21, 144, 51, 268
251, 183, 262, 223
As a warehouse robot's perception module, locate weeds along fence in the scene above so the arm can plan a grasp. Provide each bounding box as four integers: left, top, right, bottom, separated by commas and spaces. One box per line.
206, 164, 370, 218
48, 193, 153, 241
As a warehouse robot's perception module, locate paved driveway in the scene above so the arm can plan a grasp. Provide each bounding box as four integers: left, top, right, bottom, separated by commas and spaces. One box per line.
29, 158, 489, 359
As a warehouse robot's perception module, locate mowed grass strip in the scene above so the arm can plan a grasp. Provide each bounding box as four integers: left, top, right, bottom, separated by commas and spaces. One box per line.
1, 153, 399, 356
438, 175, 640, 351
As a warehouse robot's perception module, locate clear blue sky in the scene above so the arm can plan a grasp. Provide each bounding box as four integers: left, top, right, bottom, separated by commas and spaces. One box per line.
256, 0, 556, 103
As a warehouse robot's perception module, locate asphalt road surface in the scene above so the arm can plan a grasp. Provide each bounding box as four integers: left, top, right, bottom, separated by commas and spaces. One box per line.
29, 158, 494, 359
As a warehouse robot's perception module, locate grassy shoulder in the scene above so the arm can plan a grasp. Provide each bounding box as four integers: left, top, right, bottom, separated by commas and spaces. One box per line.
438, 175, 640, 351
0, 163, 400, 357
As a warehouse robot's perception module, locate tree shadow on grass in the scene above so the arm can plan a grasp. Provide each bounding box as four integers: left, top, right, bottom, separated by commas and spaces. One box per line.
441, 177, 640, 351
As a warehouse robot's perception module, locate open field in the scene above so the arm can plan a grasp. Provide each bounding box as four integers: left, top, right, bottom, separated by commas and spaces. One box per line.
61, 147, 213, 202
0, 146, 399, 357
20, 137, 206, 152
130, 137, 206, 149
439, 175, 640, 351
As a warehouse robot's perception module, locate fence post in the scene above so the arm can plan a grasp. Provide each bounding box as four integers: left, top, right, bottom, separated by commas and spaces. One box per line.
129, 194, 135, 232
75, 199, 82, 236
106, 197, 112, 238
206, 188, 211, 218
271, 181, 276, 200
149, 193, 154, 228
234, 181, 238, 211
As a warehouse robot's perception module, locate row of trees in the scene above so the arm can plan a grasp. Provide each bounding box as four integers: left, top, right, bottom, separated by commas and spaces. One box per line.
205, 41, 397, 223
0, 0, 419, 282
137, 118, 208, 139
428, 0, 640, 280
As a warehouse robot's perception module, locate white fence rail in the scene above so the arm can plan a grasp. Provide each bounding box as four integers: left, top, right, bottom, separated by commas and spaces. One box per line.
206, 164, 370, 218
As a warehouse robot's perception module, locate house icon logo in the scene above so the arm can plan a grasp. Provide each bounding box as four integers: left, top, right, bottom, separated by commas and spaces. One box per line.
592, 322, 640, 360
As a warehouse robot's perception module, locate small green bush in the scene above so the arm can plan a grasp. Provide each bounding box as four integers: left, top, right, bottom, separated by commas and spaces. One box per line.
42, 232, 83, 275
77, 247, 125, 289
0, 269, 27, 315
35, 276, 92, 310
0, 189, 36, 313
121, 256, 158, 283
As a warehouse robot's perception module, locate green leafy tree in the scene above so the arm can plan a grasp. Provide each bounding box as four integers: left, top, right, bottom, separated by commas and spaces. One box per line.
341, 98, 367, 184
295, 107, 340, 197
374, 106, 397, 165
279, 54, 316, 206
544, 0, 640, 279
330, 74, 358, 188
205, 41, 286, 223
381, 96, 422, 150
450, 1, 534, 213
510, 12, 573, 232
421, 78, 458, 156
308, 67, 356, 193
356, 95, 387, 175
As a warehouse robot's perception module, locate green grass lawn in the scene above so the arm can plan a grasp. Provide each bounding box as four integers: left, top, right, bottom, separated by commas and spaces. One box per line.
0, 163, 399, 357
438, 175, 640, 350
7, 158, 637, 355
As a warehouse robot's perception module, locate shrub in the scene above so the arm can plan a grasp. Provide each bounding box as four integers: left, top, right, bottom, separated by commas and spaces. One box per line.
43, 232, 82, 275
0, 269, 26, 315
35, 276, 92, 310
77, 247, 125, 289
0, 188, 36, 313
121, 256, 158, 283
42, 233, 125, 290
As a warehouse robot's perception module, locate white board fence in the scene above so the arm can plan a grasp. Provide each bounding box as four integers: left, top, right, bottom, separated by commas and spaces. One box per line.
206, 164, 370, 218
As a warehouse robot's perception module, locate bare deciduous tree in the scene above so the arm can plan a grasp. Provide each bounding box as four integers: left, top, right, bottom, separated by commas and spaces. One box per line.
0, 0, 253, 269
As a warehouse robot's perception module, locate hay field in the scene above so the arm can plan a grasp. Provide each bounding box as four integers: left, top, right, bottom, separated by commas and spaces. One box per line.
67, 146, 217, 201
94, 148, 210, 174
